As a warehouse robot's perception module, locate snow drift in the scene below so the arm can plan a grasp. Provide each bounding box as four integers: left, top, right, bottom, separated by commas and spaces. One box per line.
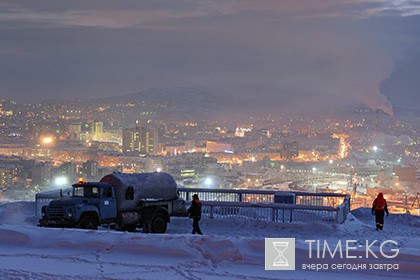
0, 202, 419, 279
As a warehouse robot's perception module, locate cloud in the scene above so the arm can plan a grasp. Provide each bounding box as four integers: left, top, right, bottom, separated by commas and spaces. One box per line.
0, 7, 193, 28
362, 0, 420, 17
0, 0, 418, 115
0, 1, 419, 30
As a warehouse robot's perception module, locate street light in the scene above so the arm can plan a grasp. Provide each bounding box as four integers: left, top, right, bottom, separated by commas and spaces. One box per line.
54, 176, 68, 187
204, 177, 213, 187
41, 136, 54, 145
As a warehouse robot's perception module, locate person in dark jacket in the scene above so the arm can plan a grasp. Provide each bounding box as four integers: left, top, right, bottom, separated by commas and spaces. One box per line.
187, 194, 203, 235
371, 192, 389, 230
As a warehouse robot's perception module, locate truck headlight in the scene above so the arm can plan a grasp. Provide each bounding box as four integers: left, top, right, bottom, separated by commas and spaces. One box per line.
68, 213, 73, 217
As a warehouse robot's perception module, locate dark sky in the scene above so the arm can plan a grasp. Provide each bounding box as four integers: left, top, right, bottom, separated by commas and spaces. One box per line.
0, 0, 419, 113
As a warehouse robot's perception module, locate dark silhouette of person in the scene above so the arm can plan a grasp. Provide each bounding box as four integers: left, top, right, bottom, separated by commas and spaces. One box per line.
371, 192, 389, 230
187, 194, 203, 235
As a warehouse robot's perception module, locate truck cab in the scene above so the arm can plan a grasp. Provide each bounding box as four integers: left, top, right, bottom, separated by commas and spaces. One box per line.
40, 182, 117, 230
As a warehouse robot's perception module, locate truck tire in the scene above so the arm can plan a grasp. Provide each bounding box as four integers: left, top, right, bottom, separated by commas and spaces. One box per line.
151, 213, 167, 233
78, 215, 98, 230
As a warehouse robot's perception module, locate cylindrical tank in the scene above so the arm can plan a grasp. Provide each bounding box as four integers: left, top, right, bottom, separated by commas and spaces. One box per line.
100, 172, 178, 212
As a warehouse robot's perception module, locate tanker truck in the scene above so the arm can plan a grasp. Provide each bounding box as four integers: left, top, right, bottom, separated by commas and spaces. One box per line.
39, 172, 187, 233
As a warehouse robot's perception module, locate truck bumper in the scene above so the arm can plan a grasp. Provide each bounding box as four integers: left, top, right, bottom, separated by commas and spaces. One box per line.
38, 218, 76, 228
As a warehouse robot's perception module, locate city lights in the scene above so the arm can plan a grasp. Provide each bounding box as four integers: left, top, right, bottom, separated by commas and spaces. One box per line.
41, 136, 54, 145
0, 91, 418, 218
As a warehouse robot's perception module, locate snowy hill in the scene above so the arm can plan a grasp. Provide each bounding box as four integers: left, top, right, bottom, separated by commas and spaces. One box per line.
0, 202, 419, 279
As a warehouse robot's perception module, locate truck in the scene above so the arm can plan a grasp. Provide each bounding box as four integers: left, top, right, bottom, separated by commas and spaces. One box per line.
39, 172, 187, 233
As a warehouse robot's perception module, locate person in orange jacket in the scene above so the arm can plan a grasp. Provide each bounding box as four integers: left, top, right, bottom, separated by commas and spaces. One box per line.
188, 194, 203, 235
371, 193, 389, 230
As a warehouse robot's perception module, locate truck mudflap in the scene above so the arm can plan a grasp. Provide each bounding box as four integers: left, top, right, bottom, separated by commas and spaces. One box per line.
38, 218, 47, 227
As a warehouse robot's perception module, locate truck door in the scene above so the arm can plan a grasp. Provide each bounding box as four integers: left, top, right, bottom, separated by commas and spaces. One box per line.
100, 187, 117, 221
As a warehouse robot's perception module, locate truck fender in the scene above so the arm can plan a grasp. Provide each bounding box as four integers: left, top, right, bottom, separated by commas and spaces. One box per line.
76, 205, 100, 222
78, 212, 99, 230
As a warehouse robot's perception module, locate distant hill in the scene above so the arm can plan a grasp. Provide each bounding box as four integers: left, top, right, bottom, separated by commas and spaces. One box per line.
92, 87, 420, 123
96, 87, 239, 121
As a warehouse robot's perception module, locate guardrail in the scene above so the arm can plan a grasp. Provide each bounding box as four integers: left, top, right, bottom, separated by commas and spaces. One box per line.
194, 201, 339, 223
180, 188, 350, 223
178, 187, 349, 207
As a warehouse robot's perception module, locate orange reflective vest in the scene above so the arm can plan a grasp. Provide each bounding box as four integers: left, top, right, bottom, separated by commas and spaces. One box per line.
374, 197, 386, 210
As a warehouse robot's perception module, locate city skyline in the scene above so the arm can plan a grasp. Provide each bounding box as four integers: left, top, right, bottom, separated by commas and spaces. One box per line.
0, 1, 419, 114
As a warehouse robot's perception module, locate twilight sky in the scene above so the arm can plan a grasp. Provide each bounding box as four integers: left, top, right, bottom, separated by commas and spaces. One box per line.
0, 0, 419, 114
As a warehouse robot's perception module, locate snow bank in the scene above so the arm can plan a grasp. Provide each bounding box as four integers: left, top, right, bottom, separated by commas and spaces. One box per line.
0, 201, 37, 225
0, 202, 419, 279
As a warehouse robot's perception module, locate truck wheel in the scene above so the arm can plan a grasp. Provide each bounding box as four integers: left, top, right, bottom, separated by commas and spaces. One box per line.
79, 215, 98, 230
151, 213, 167, 233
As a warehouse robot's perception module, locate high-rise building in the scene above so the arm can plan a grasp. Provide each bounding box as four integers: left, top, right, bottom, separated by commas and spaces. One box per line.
31, 162, 52, 186
0, 163, 19, 187
122, 126, 159, 155
82, 160, 99, 180
56, 162, 78, 182
90, 121, 103, 140
282, 141, 299, 161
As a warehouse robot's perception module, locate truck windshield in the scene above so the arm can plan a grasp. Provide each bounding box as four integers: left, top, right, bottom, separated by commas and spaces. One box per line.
73, 186, 100, 198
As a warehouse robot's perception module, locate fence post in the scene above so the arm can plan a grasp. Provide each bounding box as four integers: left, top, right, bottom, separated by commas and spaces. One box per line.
271, 208, 275, 222
35, 197, 38, 216
347, 195, 351, 212
238, 193, 242, 202
210, 205, 214, 219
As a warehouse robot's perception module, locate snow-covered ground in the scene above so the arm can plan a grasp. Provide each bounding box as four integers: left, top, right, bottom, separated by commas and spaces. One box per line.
0, 202, 419, 279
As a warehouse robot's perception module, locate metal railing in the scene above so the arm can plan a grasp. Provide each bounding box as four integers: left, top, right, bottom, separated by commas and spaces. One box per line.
195, 201, 339, 223
180, 188, 350, 223
179, 187, 349, 207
